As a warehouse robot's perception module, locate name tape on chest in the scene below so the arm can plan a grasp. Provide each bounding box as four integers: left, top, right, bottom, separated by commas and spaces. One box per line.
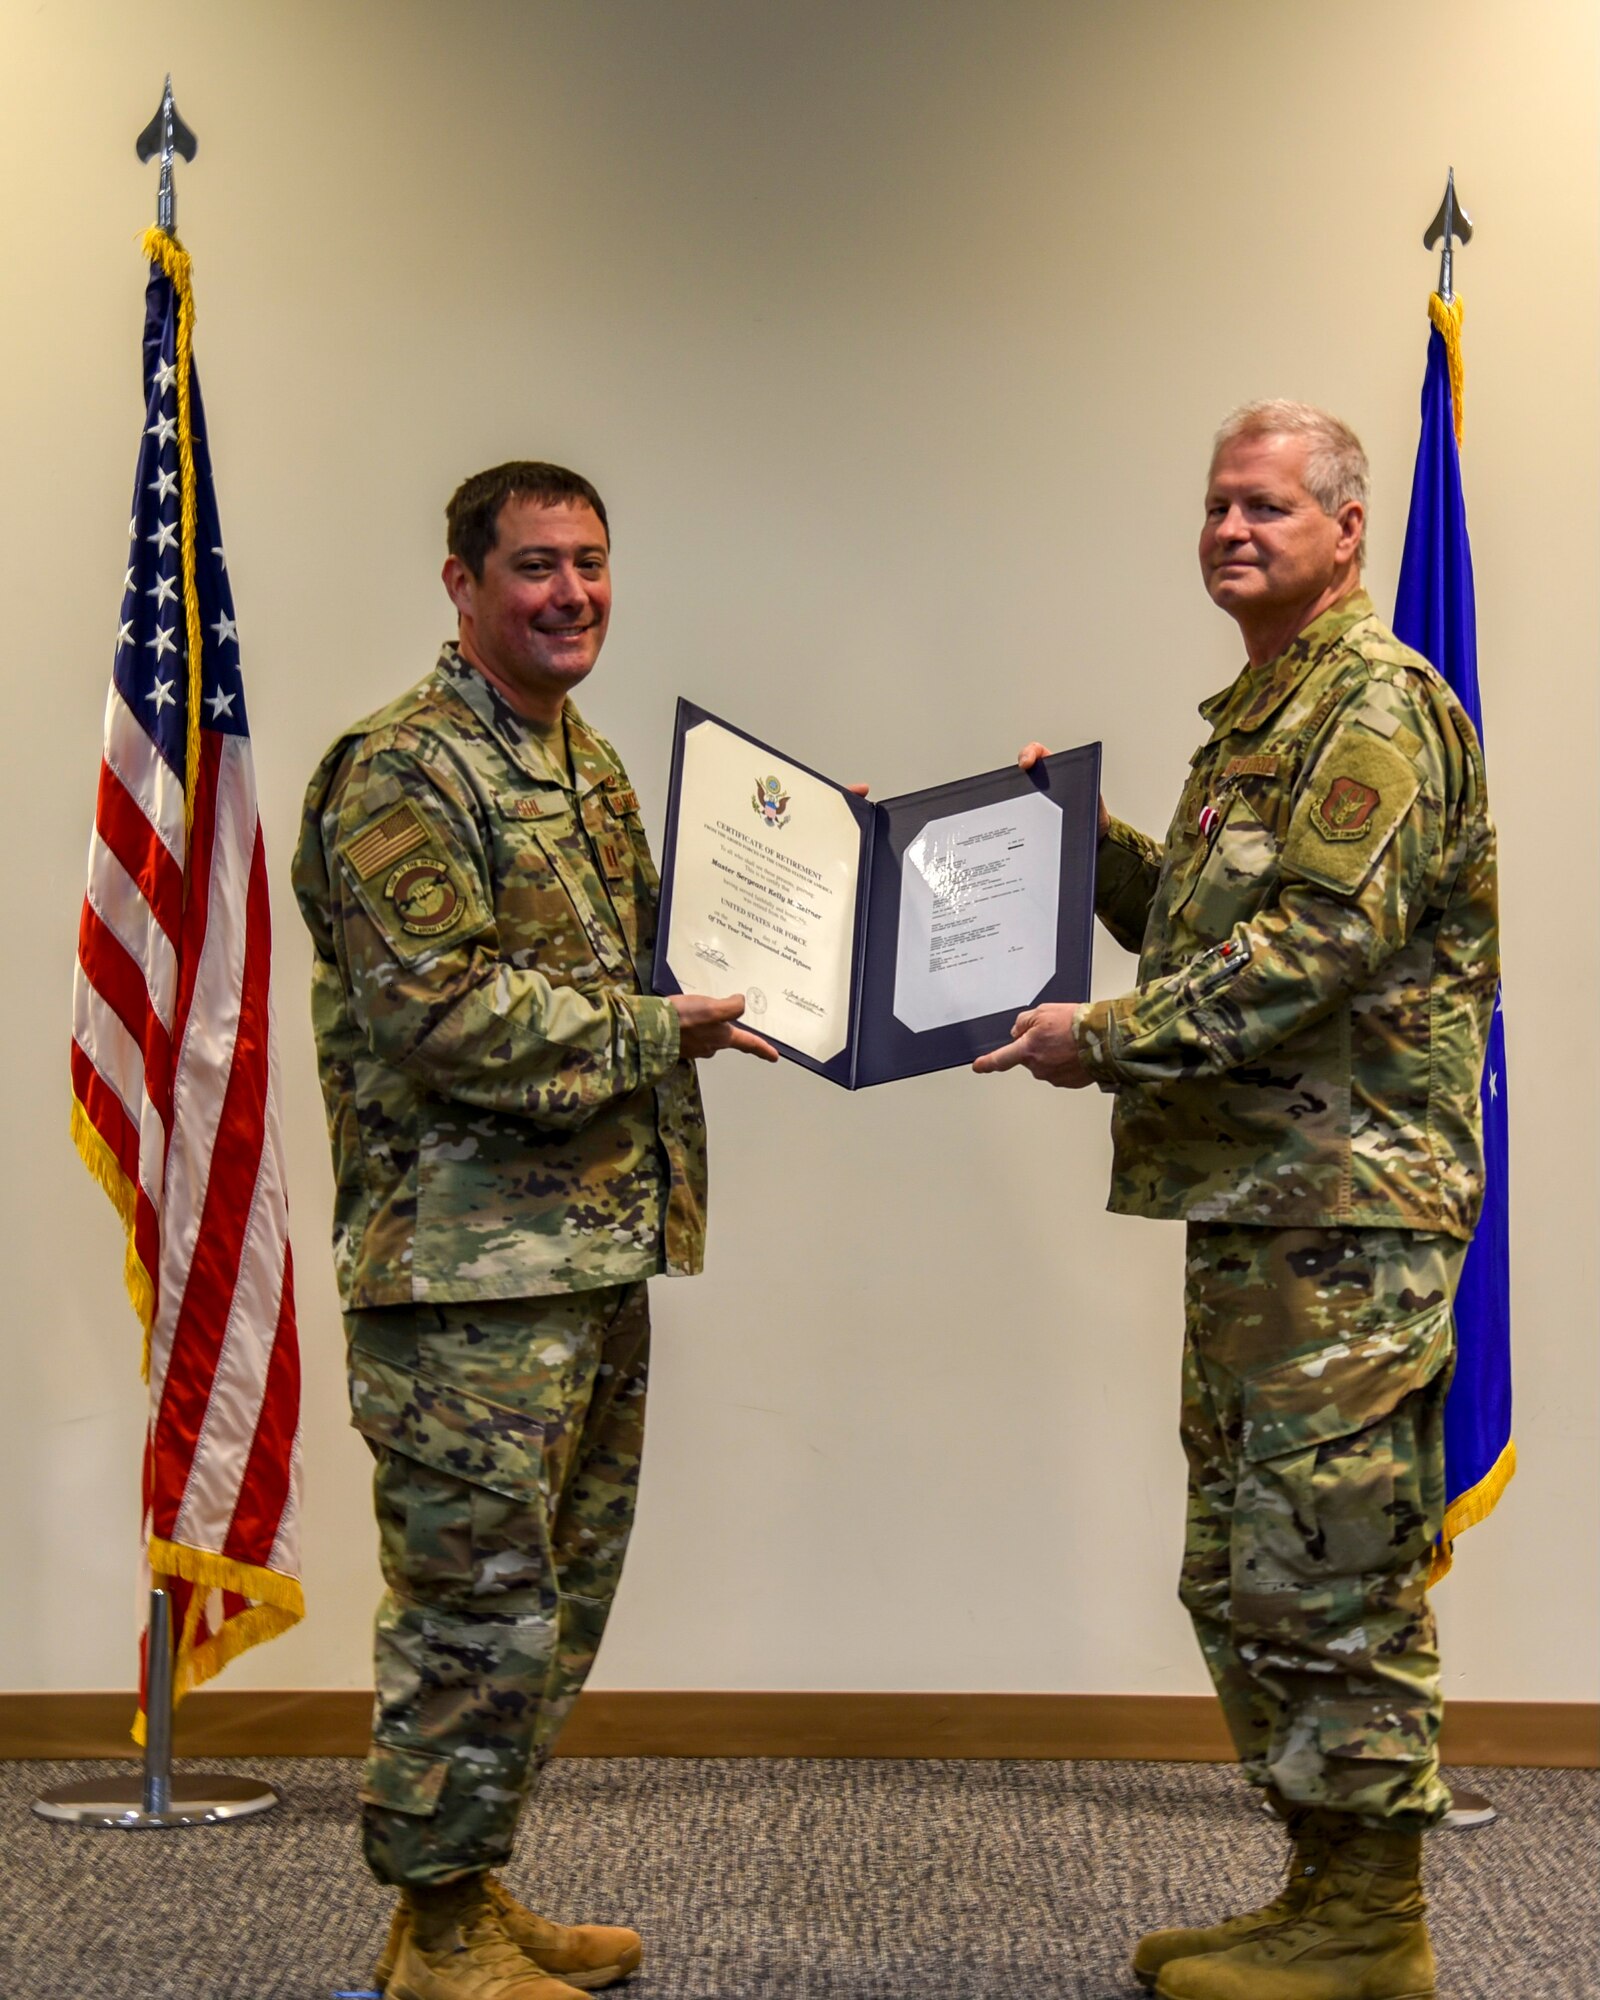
498, 792, 569, 821
1221, 754, 1280, 783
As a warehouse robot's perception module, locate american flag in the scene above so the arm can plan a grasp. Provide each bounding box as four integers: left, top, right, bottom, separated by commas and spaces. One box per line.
71, 230, 303, 1725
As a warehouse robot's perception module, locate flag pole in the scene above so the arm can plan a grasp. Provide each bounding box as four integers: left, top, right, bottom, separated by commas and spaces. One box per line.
1418, 166, 1499, 1838
34, 82, 287, 1832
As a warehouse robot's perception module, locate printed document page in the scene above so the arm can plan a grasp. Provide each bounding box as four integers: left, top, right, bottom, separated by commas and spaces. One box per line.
663, 717, 860, 1063
892, 791, 1062, 1033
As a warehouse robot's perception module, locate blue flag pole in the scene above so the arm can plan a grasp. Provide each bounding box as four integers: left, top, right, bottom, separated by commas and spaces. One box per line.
1393, 292, 1515, 1580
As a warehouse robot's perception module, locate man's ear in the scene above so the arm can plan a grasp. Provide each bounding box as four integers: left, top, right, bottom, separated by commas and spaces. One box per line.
1334, 500, 1365, 564
442, 553, 474, 619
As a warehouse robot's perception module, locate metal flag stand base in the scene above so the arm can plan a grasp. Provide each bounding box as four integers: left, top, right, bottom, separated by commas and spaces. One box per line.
32, 1588, 280, 1830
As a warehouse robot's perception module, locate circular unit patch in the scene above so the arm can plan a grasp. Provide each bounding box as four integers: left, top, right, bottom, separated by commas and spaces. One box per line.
385, 858, 464, 936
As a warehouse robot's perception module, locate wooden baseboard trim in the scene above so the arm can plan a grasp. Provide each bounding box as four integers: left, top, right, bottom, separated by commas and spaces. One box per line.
2, 1689, 1593, 1768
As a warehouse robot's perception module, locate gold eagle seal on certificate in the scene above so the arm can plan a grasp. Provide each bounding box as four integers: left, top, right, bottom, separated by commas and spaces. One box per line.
752, 774, 791, 829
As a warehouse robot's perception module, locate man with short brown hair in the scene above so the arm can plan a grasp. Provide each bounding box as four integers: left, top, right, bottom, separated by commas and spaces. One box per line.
295, 462, 773, 2000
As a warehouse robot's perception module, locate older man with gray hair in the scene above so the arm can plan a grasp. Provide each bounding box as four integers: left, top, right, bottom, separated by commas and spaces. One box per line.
978, 403, 1498, 1999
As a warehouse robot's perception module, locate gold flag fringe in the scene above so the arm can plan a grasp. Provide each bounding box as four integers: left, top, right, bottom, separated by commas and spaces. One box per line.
1428, 291, 1465, 447
131, 1541, 307, 1743
1429, 1437, 1517, 1585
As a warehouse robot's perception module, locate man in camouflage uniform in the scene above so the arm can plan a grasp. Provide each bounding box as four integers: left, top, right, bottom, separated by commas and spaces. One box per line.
977, 403, 1497, 1999
294, 462, 775, 2000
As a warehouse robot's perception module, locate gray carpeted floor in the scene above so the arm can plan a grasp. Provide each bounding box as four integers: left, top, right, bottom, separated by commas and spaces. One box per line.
4, 1757, 1595, 1999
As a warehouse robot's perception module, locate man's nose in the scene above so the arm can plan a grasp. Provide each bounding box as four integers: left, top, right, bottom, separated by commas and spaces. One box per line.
548, 564, 586, 608
1215, 505, 1249, 544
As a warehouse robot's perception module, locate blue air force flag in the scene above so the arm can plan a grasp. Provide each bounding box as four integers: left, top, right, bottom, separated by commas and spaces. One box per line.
1393, 296, 1514, 1575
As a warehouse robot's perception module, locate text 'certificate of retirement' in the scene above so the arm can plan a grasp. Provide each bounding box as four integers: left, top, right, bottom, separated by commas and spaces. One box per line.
661, 716, 861, 1064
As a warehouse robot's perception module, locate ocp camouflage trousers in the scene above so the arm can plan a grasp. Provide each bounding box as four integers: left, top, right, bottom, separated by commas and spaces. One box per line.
1180, 1224, 1464, 1833
344, 1284, 650, 1888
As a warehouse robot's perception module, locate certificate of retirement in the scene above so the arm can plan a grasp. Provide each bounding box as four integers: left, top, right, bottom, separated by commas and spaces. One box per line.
654, 700, 1098, 1089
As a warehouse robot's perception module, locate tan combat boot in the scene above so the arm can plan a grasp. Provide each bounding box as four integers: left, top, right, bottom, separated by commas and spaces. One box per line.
377, 1876, 642, 1994
382, 1875, 590, 2000
1132, 1806, 1333, 1989
1154, 1824, 1434, 1999
482, 1878, 642, 1989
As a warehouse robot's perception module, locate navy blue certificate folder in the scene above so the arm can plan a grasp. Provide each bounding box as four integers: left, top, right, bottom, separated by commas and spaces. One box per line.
653, 699, 1100, 1089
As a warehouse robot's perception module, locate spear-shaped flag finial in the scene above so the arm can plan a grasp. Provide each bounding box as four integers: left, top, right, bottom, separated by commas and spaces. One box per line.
1423, 167, 1473, 305
135, 75, 197, 234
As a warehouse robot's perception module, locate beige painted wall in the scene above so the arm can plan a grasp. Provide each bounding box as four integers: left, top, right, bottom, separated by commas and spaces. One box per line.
3, 0, 1594, 1702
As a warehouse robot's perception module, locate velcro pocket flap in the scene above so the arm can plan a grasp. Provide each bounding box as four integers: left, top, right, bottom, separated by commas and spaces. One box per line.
347, 1346, 546, 1501
1240, 1299, 1452, 1464
360, 1742, 450, 1817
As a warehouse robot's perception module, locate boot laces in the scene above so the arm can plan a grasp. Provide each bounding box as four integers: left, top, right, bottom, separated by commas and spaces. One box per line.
484, 1875, 562, 1946
427, 1905, 542, 1990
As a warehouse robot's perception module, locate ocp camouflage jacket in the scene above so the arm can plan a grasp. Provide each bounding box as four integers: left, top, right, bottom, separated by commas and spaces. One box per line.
1074, 591, 1498, 1238
293, 647, 706, 1308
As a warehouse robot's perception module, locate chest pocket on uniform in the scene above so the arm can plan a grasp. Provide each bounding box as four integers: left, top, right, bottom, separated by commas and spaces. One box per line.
1172, 757, 1287, 943
492, 788, 620, 983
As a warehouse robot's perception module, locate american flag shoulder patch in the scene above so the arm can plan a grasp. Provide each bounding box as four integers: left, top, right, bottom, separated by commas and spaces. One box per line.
345, 801, 429, 881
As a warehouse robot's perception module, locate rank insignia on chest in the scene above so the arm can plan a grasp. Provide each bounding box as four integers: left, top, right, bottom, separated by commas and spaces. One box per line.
597, 835, 629, 882
1311, 774, 1381, 841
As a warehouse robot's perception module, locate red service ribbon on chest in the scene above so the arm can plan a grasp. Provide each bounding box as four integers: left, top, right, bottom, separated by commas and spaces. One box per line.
1198, 801, 1223, 839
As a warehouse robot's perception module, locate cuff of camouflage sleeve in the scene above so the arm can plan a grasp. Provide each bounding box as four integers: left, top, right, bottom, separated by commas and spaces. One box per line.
622, 991, 682, 1087
1102, 815, 1144, 852
1072, 999, 1121, 1093
1095, 819, 1147, 893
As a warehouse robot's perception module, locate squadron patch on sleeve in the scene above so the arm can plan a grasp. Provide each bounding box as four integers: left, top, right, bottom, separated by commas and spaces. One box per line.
385, 858, 466, 936
1311, 774, 1382, 841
